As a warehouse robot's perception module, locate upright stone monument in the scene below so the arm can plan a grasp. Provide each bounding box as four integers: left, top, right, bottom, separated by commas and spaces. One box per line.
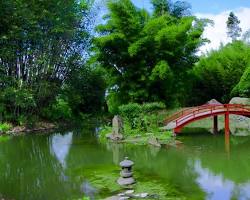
106, 115, 124, 141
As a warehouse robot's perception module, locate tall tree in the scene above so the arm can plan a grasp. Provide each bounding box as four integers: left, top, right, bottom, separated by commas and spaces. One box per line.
94, 0, 207, 112
151, 0, 191, 18
0, 0, 95, 122
190, 41, 250, 104
226, 12, 242, 41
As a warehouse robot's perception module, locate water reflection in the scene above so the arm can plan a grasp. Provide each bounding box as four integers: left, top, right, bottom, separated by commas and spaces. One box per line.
80, 181, 97, 200
195, 160, 250, 200
225, 133, 230, 156
1, 130, 250, 200
50, 132, 73, 168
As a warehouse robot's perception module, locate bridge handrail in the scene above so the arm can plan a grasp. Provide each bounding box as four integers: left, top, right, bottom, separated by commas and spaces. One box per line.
164, 107, 195, 124
164, 104, 250, 127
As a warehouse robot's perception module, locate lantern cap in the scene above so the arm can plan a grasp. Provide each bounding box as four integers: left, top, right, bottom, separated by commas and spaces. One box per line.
120, 157, 134, 167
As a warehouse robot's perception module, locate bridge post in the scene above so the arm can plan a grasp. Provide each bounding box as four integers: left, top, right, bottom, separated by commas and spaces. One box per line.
225, 112, 230, 136
213, 116, 218, 134
174, 127, 182, 135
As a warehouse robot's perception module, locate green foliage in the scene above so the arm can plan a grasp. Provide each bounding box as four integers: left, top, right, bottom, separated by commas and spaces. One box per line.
232, 64, 250, 97
42, 98, 73, 121
106, 91, 124, 114
119, 103, 142, 118
118, 102, 165, 130
190, 41, 250, 104
0, 1, 106, 124
0, 123, 12, 133
63, 66, 106, 116
151, 0, 191, 18
98, 126, 112, 142
74, 197, 90, 200
141, 102, 166, 112
94, 0, 207, 109
0, 87, 36, 122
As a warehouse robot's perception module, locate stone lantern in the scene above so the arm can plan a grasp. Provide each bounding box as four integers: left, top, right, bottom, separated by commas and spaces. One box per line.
117, 157, 136, 186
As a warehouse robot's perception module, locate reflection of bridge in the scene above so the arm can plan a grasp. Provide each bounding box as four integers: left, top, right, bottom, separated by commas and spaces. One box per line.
164, 104, 250, 136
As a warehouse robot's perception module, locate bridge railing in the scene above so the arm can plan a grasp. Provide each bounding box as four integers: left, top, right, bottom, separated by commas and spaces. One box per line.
164, 107, 195, 124
176, 104, 225, 126
165, 104, 250, 127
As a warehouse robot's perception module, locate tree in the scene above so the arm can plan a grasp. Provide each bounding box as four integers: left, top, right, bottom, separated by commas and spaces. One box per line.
231, 64, 250, 97
151, 0, 191, 18
226, 12, 242, 41
190, 41, 250, 104
0, 0, 103, 123
94, 0, 207, 112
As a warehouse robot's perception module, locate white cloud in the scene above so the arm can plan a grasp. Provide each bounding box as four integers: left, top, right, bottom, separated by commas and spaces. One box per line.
196, 7, 250, 54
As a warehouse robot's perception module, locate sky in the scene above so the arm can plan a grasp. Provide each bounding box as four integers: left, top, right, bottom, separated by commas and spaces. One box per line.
131, 0, 250, 54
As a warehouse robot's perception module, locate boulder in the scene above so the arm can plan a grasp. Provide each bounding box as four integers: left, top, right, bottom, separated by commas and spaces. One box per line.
229, 97, 250, 105
148, 136, 161, 147
207, 99, 222, 105
229, 97, 250, 136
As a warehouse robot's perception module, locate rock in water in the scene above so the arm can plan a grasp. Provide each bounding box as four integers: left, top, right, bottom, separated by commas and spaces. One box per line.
107, 115, 124, 141
148, 136, 161, 147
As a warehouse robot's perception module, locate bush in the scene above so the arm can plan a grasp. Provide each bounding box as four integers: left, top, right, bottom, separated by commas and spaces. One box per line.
231, 64, 250, 97
119, 102, 165, 118
42, 98, 72, 121
0, 123, 12, 133
118, 102, 165, 131
141, 102, 166, 112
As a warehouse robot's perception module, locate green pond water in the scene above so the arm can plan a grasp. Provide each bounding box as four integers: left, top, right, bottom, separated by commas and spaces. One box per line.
1, 129, 250, 200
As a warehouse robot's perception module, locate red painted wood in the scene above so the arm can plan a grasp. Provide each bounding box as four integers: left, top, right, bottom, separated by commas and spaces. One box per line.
165, 104, 250, 135
225, 112, 230, 136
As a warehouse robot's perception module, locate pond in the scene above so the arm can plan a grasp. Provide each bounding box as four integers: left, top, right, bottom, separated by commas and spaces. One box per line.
0, 128, 250, 200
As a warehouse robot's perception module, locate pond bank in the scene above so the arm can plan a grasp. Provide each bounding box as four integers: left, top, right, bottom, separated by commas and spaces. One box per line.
98, 117, 179, 148
0, 121, 59, 136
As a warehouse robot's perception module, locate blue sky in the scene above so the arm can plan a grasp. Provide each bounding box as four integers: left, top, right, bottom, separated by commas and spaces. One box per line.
131, 0, 250, 14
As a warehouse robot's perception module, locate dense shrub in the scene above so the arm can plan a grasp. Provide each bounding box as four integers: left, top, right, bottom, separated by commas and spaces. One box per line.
231, 64, 250, 97
0, 123, 12, 133
118, 102, 165, 130
190, 41, 250, 104
42, 98, 73, 121
141, 102, 166, 112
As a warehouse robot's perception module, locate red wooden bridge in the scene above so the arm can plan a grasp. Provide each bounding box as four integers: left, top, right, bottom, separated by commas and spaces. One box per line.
164, 104, 250, 136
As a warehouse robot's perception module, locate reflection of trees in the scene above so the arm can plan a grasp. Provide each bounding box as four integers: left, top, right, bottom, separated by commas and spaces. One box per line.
188, 135, 250, 184
65, 131, 205, 199
0, 135, 74, 200
102, 143, 205, 199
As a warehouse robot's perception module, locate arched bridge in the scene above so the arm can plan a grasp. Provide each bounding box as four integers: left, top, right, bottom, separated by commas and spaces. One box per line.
164, 104, 250, 135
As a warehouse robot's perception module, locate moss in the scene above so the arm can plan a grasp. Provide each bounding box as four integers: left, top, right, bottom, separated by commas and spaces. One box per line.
68, 164, 188, 200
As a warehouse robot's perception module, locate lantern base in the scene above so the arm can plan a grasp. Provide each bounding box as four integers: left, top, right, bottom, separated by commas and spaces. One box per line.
117, 177, 135, 186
